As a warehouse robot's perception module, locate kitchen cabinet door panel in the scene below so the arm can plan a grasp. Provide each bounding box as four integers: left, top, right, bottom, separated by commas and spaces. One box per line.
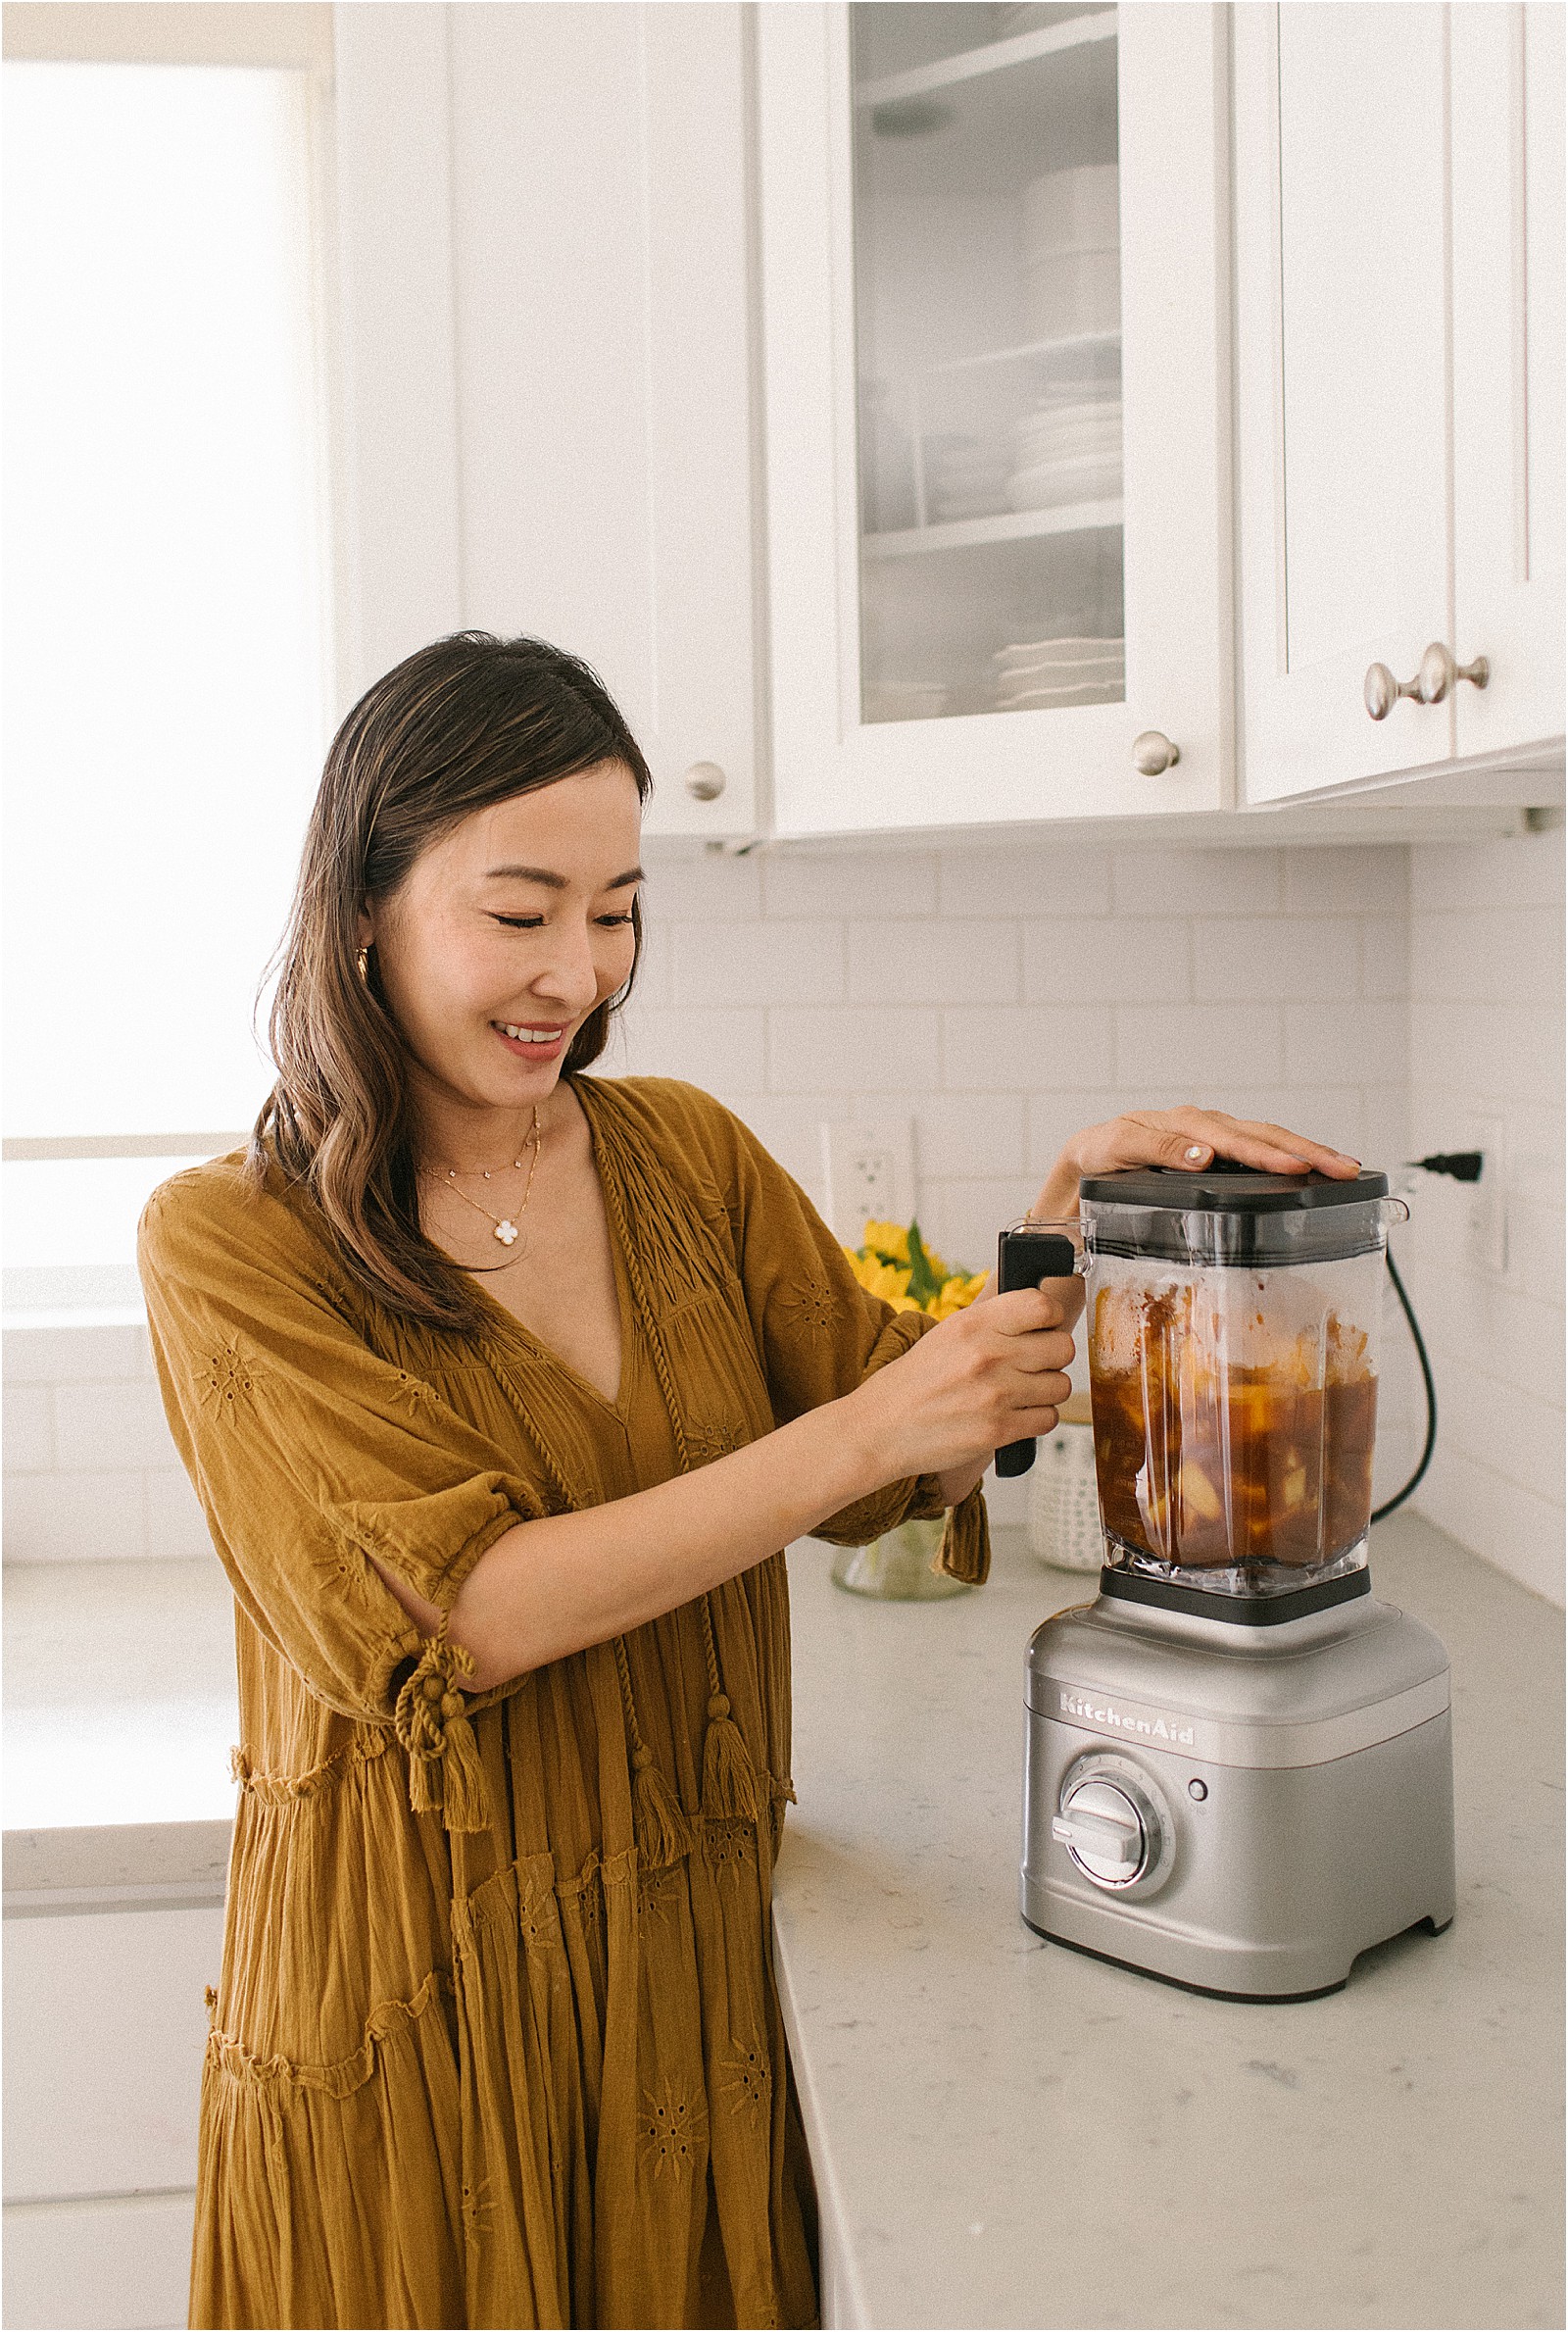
760, 2, 1230, 838
2, 1906, 222, 2203
1236, 2, 1455, 801
1450, 1, 1566, 759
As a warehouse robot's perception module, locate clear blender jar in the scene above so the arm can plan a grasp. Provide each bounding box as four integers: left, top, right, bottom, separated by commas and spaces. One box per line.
1077, 1166, 1408, 1602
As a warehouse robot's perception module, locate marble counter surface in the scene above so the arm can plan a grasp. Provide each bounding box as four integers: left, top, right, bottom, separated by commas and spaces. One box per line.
775, 1513, 1564, 2331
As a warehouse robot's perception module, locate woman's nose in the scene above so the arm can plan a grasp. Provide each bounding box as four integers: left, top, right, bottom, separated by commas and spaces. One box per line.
531, 920, 604, 1010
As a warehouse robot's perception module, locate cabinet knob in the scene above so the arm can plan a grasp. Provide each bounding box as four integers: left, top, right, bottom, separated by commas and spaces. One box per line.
682, 761, 727, 802
1365, 644, 1489, 719
1131, 730, 1180, 775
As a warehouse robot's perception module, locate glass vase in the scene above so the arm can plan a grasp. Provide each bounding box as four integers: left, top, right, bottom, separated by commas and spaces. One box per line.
831, 1515, 971, 1601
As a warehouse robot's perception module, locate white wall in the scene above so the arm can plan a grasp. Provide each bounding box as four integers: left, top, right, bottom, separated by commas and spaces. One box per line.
1404, 826, 1566, 1604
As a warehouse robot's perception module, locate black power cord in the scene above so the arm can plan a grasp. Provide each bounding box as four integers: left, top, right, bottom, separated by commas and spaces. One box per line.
1371, 1247, 1437, 1523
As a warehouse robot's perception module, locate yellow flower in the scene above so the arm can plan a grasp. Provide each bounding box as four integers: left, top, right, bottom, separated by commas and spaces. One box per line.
855, 1257, 912, 1306
929, 1271, 990, 1319
861, 1218, 910, 1264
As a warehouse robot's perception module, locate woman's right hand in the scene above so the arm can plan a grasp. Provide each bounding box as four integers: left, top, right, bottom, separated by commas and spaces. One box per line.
843, 1284, 1075, 1485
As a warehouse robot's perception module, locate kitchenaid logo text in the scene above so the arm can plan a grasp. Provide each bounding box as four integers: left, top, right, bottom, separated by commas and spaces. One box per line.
1059, 1689, 1196, 1748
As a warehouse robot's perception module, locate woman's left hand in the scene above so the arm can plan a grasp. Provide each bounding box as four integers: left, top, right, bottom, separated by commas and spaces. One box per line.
1029, 1106, 1361, 1224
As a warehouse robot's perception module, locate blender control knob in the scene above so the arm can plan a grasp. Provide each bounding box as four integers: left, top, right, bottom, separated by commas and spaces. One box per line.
1053, 1777, 1151, 1889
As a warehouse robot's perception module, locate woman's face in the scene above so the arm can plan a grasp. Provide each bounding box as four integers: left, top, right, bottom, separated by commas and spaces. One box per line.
360, 759, 643, 1137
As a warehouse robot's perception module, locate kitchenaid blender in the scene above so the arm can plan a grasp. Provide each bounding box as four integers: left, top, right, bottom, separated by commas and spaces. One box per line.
1003, 1166, 1455, 2000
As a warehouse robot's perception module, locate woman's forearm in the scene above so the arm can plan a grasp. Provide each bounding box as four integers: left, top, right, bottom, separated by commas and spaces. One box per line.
379, 1390, 901, 1691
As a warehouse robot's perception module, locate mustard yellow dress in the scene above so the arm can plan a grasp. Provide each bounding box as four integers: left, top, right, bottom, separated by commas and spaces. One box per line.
137, 1072, 990, 2331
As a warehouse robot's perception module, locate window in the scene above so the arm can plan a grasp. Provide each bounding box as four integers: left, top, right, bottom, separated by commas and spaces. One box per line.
3, 28, 333, 1312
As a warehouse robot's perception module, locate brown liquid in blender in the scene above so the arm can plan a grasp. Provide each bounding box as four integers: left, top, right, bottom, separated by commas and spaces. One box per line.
1091, 1287, 1379, 1571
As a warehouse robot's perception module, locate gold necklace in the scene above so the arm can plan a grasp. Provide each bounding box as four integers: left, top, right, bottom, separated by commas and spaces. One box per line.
428, 1105, 542, 1247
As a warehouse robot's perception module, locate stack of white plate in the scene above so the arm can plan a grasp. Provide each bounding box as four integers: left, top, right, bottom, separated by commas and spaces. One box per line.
927, 434, 1012, 523
992, 635, 1124, 712
1005, 393, 1122, 512
1021, 163, 1120, 341
864, 679, 953, 723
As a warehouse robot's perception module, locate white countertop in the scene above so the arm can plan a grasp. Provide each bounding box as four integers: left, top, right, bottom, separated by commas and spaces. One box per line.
775, 1513, 1564, 2331
5, 1520, 1562, 2328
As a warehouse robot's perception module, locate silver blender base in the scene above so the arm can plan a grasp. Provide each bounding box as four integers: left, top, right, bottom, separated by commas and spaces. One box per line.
1022, 1577, 1456, 2001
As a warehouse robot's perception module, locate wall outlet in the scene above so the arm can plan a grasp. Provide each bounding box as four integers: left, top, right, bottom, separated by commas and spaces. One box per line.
820, 1118, 916, 1248
1466, 1115, 1508, 1277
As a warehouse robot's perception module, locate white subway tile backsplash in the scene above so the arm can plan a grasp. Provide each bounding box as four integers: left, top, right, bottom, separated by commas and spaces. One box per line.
620, 1006, 767, 1090
1409, 1000, 1564, 1106
938, 844, 1110, 919
917, 1178, 1036, 1277
673, 920, 844, 1008
1116, 1003, 1284, 1085
4, 1468, 147, 1563
874, 1091, 1027, 1181
1193, 918, 1360, 1004
53, 1379, 175, 1475
848, 918, 1018, 1006
764, 850, 939, 920
1284, 999, 1406, 1087
943, 1005, 1114, 1092
1359, 912, 1408, 1001
3, 1323, 150, 1386
1410, 906, 1566, 1009
642, 849, 763, 920
767, 1005, 940, 1094
1282, 845, 1407, 917
3, 1385, 54, 1473
1023, 918, 1190, 1005
1111, 847, 1281, 918
1409, 830, 1564, 916
1415, 1447, 1564, 1607
145, 1465, 219, 1561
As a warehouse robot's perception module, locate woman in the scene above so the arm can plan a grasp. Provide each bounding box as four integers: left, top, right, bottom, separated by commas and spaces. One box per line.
139, 632, 1360, 2331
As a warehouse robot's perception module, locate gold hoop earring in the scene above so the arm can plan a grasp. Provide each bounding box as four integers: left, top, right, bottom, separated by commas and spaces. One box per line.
356, 946, 370, 983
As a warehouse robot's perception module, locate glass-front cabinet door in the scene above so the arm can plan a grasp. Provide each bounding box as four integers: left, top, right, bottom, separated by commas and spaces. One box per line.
759, 3, 1230, 836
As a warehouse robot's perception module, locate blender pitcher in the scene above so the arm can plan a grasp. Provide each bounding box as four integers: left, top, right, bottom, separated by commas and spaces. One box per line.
1076, 1166, 1408, 1601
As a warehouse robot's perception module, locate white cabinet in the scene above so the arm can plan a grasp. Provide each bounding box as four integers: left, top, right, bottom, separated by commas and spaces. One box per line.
329, 2, 761, 839
2, 1904, 222, 2332
757, 2, 1234, 838
1235, 2, 1565, 806
1450, 2, 1566, 762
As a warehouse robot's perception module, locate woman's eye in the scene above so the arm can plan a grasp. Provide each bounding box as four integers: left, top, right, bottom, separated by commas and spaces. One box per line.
493, 916, 543, 930
597, 914, 635, 927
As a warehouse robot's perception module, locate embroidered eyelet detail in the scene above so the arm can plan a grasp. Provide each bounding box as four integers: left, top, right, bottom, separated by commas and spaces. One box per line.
687, 1415, 747, 1465
638, 2083, 704, 2179
701, 1816, 757, 1876
388, 1367, 437, 1416
461, 2175, 494, 2244
719, 2039, 771, 2121
195, 1338, 255, 1421
777, 1273, 838, 1346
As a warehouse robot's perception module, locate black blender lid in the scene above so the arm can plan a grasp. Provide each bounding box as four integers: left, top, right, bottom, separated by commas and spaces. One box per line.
1079, 1163, 1389, 1213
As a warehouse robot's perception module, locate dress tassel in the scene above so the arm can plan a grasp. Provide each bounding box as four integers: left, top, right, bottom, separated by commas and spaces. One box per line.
937, 1479, 992, 1586
395, 1636, 493, 1834
701, 1693, 760, 1822
632, 1747, 691, 1867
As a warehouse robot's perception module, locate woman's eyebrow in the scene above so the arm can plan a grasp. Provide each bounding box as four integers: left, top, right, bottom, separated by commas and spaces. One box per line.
481, 864, 645, 889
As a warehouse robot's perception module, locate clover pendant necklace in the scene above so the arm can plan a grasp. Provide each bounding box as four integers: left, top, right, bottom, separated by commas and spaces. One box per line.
433, 1104, 543, 1246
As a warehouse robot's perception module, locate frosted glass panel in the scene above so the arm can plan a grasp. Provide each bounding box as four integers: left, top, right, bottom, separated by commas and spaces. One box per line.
852, 4, 1125, 722
2, 63, 329, 1141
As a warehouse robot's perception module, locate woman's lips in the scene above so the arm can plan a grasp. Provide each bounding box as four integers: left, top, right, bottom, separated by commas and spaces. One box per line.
493, 1022, 568, 1061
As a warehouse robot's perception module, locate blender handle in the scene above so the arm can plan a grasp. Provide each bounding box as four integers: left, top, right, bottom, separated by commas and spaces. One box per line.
994, 1226, 1080, 1477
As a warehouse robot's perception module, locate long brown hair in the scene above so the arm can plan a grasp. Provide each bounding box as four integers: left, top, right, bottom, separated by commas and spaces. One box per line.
245, 631, 652, 1337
